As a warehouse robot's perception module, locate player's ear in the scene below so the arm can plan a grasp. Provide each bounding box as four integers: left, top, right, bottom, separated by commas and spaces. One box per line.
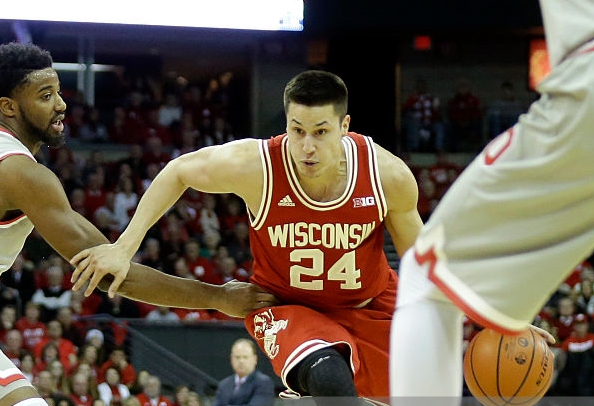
0, 97, 17, 118
341, 114, 351, 134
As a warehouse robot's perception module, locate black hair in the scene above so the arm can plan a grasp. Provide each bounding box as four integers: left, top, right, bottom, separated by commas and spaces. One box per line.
0, 42, 53, 98
283, 70, 348, 119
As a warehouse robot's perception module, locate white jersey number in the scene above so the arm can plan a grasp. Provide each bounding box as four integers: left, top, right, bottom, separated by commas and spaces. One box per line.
289, 249, 361, 290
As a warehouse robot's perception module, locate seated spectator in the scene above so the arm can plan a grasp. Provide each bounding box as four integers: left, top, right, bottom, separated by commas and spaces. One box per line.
556, 313, 594, 396
144, 306, 181, 325
135, 375, 173, 406
114, 176, 139, 232
77, 341, 103, 381
185, 391, 201, 406
34, 340, 60, 375
84, 172, 108, 222
34, 320, 78, 373
98, 367, 131, 406
183, 239, 214, 281
35, 369, 59, 400
48, 359, 71, 396
95, 293, 141, 320
0, 304, 17, 343
141, 136, 170, 170
70, 371, 97, 406
32, 265, 72, 322
171, 385, 189, 406
19, 350, 35, 382
3, 328, 24, 367
171, 257, 196, 281
0, 252, 37, 314
98, 347, 136, 388
552, 296, 579, 342
56, 306, 86, 348
79, 107, 110, 143
94, 191, 121, 242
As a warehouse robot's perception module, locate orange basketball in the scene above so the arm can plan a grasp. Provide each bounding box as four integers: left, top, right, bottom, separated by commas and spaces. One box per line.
463, 328, 554, 406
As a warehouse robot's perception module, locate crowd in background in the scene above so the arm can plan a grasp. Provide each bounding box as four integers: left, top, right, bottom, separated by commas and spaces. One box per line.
0, 65, 592, 405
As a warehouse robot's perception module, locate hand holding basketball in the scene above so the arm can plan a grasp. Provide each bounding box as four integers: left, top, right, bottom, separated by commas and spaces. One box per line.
463, 327, 554, 406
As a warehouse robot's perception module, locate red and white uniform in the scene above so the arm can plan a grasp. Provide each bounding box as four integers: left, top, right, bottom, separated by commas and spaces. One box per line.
246, 132, 395, 397
0, 129, 37, 398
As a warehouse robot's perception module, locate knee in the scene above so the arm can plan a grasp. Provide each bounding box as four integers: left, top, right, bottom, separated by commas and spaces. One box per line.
289, 347, 357, 397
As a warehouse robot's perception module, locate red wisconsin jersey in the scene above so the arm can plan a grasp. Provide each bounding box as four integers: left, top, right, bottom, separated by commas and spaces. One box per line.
249, 132, 393, 310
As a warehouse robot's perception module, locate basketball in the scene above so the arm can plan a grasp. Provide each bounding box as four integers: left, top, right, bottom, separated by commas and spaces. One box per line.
463, 327, 554, 406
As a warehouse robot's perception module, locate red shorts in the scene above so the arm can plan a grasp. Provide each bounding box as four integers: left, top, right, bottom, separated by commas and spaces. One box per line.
245, 271, 396, 397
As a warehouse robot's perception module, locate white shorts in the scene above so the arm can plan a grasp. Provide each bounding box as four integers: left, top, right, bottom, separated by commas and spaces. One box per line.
412, 37, 594, 332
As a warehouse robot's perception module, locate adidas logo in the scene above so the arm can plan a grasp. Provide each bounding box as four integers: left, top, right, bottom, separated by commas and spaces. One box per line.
278, 195, 296, 207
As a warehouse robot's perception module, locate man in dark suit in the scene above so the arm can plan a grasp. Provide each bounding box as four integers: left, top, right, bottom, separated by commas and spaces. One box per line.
213, 338, 275, 406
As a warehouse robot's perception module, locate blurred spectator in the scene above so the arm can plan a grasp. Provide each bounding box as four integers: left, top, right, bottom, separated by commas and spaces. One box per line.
171, 385, 189, 406
185, 391, 201, 406
34, 340, 60, 375
114, 176, 139, 232
48, 359, 71, 396
77, 342, 103, 381
56, 306, 86, 348
158, 93, 183, 127
3, 328, 24, 367
170, 257, 196, 280
16, 301, 47, 351
128, 369, 149, 397
1, 252, 37, 314
34, 320, 78, 373
32, 265, 72, 323
447, 78, 483, 152
225, 222, 252, 269
98, 366, 131, 406
199, 194, 220, 238
140, 163, 161, 195
94, 191, 121, 242
70, 371, 97, 406
139, 238, 166, 273
144, 306, 181, 325
402, 78, 445, 152
19, 350, 35, 382
141, 136, 170, 170
0, 304, 17, 343
552, 296, 579, 342
135, 374, 173, 406
84, 172, 108, 222
183, 239, 213, 281
219, 196, 248, 240
80, 107, 110, 143
35, 369, 58, 399
428, 151, 462, 200
117, 145, 146, 182
142, 109, 173, 146
99, 348, 137, 387
486, 81, 526, 139
576, 280, 594, 317
69, 188, 88, 219
556, 313, 594, 396
95, 293, 141, 320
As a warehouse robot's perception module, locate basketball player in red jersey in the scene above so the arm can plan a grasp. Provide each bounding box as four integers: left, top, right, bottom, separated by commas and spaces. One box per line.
0, 41, 274, 406
72, 70, 423, 403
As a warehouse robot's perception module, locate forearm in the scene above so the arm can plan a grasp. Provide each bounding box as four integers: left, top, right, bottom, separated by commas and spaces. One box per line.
99, 262, 225, 309
117, 161, 188, 256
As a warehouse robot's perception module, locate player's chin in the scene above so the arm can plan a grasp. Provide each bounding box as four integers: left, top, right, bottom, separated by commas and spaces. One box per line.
46, 133, 66, 148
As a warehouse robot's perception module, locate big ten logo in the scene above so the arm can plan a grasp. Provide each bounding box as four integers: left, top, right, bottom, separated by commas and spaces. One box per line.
353, 196, 375, 208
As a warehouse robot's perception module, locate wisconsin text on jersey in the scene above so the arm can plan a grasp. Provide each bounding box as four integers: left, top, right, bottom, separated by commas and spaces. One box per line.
267, 221, 377, 249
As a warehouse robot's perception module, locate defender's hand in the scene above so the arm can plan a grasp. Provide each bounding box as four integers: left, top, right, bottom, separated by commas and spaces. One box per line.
70, 243, 131, 298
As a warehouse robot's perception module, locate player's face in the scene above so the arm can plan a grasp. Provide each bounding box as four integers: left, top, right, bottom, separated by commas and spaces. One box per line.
286, 102, 350, 179
14, 68, 66, 148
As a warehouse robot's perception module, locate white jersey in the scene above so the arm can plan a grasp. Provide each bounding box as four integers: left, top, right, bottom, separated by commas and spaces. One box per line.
410, 0, 594, 331
0, 130, 35, 274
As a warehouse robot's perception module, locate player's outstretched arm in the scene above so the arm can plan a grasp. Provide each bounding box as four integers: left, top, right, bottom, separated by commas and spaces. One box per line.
99, 263, 278, 318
